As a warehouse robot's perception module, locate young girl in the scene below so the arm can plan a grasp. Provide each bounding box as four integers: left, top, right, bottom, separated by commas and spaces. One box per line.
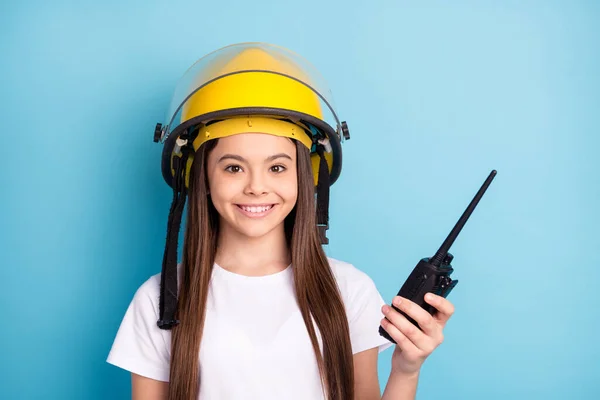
107, 42, 455, 400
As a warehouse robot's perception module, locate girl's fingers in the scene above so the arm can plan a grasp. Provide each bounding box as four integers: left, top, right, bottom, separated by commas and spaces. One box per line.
389, 296, 438, 337
424, 293, 455, 327
381, 305, 438, 353
380, 317, 419, 354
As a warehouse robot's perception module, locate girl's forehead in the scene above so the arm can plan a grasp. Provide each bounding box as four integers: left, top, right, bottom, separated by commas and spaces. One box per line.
212, 133, 297, 155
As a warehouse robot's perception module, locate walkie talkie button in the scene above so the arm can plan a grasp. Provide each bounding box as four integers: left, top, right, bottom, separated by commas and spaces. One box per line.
439, 276, 451, 288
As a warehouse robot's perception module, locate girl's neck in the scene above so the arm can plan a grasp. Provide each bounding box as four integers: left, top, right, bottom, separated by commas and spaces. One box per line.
214, 222, 291, 277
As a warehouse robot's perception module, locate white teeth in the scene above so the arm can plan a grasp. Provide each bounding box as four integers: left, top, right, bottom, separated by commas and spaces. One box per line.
241, 205, 272, 213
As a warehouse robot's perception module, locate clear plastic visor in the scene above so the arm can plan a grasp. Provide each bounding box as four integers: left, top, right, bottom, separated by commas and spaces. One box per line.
159, 42, 342, 142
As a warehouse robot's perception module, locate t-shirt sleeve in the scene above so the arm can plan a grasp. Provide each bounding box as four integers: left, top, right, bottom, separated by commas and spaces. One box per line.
106, 275, 171, 382
344, 266, 395, 355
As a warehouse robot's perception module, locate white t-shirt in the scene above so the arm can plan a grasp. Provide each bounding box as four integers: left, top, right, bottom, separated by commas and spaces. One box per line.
106, 257, 394, 399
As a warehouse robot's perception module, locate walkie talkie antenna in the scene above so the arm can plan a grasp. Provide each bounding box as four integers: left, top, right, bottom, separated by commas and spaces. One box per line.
430, 170, 497, 266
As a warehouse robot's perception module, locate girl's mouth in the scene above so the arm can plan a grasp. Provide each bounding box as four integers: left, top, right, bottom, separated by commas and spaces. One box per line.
235, 204, 276, 218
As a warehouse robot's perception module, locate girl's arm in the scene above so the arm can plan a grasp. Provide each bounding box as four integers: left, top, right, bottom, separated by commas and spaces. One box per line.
353, 347, 383, 399
381, 369, 419, 399
353, 348, 420, 400
131, 373, 168, 400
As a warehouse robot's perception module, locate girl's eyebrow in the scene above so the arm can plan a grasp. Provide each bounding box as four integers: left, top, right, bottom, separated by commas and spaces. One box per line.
217, 153, 293, 163
266, 153, 293, 162
218, 154, 245, 163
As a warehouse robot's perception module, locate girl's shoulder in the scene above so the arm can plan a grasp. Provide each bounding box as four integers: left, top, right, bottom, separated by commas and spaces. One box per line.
327, 257, 375, 282
326, 257, 381, 298
326, 257, 393, 354
127, 264, 184, 315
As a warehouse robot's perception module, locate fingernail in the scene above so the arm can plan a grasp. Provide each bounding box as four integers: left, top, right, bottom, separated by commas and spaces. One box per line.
382, 305, 390, 314
393, 297, 402, 307
426, 293, 435, 302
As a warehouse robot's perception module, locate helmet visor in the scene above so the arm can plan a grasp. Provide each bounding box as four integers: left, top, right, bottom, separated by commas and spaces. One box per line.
159, 42, 342, 142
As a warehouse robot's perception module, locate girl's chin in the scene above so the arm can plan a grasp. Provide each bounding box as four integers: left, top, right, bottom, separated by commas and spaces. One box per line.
231, 225, 282, 240
221, 218, 286, 239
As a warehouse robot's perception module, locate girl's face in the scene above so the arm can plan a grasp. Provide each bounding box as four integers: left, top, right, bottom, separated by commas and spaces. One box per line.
206, 133, 298, 240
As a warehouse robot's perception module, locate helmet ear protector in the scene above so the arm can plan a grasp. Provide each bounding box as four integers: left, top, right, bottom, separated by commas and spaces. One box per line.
152, 43, 350, 330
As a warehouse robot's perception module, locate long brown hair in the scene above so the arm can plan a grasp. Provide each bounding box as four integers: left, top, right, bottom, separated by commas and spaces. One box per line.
168, 138, 354, 399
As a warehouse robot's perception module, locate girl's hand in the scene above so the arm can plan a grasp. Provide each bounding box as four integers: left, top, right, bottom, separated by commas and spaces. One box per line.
380, 293, 455, 376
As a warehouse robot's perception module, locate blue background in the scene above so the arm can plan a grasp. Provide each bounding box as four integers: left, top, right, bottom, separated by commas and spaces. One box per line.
1, 0, 598, 399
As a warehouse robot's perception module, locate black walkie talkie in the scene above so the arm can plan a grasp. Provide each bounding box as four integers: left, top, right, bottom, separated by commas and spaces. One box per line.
379, 170, 497, 343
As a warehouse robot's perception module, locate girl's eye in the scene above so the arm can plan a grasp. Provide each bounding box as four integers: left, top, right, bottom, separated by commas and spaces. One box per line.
225, 165, 242, 173
270, 165, 287, 173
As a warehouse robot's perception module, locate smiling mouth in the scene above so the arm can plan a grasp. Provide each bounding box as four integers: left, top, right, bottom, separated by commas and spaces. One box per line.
235, 204, 276, 217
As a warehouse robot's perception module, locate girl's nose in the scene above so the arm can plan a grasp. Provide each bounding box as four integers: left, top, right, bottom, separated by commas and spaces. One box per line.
244, 170, 269, 196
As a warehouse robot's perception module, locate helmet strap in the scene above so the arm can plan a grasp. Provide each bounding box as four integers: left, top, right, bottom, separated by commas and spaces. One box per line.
157, 142, 190, 330
315, 144, 330, 245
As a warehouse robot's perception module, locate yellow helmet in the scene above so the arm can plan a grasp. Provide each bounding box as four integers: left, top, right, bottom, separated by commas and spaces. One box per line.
153, 43, 350, 329
154, 42, 349, 189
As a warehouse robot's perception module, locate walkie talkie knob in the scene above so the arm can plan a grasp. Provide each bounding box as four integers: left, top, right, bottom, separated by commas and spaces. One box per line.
442, 253, 453, 266
439, 275, 452, 289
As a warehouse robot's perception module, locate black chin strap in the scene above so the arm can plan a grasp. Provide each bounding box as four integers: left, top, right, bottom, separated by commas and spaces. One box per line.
316, 144, 330, 245
157, 144, 190, 330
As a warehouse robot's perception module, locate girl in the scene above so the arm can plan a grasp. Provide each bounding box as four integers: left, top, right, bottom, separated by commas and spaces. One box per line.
107, 42, 455, 400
